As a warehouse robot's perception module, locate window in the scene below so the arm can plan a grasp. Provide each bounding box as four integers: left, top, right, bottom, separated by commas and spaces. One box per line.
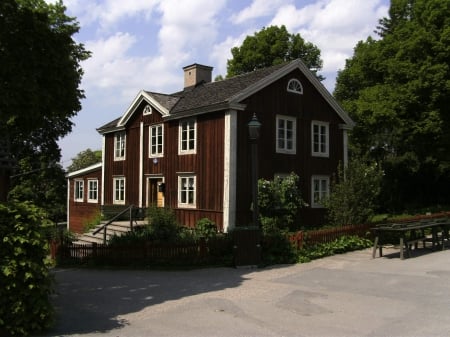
312, 121, 329, 157
149, 124, 164, 157
143, 104, 152, 115
276, 115, 296, 154
179, 119, 196, 154
114, 131, 126, 160
74, 180, 84, 202
87, 179, 98, 203
113, 177, 125, 204
287, 78, 303, 94
178, 175, 196, 208
311, 176, 329, 208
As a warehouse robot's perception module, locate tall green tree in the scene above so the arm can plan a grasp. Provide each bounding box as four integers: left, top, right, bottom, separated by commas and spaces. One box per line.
0, 0, 90, 211
227, 25, 323, 79
67, 148, 102, 173
334, 0, 450, 210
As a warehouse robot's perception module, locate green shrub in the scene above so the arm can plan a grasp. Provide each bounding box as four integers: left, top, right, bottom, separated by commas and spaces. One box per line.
194, 218, 218, 239
0, 201, 54, 336
297, 235, 373, 263
258, 172, 305, 233
261, 230, 297, 266
146, 206, 180, 242
324, 157, 383, 226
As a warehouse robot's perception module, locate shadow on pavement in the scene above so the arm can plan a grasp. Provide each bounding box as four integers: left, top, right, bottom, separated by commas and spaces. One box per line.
39, 266, 263, 336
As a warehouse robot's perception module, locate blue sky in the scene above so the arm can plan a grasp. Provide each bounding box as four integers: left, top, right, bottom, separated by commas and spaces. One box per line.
55, 0, 390, 167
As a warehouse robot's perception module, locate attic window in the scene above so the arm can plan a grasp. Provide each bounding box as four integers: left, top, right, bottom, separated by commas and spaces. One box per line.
143, 104, 152, 115
287, 79, 303, 94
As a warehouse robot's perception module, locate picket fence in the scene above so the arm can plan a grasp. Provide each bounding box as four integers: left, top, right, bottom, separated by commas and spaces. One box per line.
289, 223, 373, 250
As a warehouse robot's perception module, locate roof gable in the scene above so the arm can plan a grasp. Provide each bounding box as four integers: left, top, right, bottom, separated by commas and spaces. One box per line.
228, 59, 354, 127
118, 90, 174, 127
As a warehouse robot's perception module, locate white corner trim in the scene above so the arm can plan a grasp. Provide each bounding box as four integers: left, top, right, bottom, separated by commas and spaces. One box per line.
139, 122, 144, 208
223, 109, 237, 232
101, 136, 105, 206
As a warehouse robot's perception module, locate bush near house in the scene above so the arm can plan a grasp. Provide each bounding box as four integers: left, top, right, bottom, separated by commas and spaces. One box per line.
0, 201, 54, 336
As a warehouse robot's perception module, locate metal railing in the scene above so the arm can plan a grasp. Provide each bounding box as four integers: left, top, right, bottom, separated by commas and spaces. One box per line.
93, 205, 141, 244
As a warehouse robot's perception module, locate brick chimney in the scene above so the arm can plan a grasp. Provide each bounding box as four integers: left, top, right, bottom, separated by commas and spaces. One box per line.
183, 63, 213, 88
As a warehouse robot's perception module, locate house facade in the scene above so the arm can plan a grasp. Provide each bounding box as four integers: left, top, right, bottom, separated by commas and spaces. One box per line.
67, 59, 354, 233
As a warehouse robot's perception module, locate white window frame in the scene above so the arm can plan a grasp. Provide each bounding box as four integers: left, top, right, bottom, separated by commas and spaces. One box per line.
179, 119, 196, 154
311, 121, 329, 157
276, 115, 297, 154
87, 179, 98, 203
113, 177, 126, 205
149, 124, 164, 157
287, 78, 303, 94
311, 175, 330, 208
74, 179, 84, 202
178, 175, 196, 208
114, 131, 126, 161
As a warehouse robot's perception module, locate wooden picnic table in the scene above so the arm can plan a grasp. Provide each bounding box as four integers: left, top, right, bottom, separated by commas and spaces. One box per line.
372, 220, 450, 259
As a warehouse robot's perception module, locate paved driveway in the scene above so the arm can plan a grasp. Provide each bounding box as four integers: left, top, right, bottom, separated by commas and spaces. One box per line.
40, 247, 450, 336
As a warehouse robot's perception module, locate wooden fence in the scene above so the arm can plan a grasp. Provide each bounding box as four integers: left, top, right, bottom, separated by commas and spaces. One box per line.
289, 223, 373, 249
55, 237, 232, 266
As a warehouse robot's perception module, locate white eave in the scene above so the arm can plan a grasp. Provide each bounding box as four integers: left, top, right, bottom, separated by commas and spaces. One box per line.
117, 90, 170, 127
229, 59, 355, 128
66, 162, 102, 178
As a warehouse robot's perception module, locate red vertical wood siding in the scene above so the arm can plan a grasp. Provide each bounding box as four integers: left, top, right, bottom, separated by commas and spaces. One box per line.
68, 168, 102, 233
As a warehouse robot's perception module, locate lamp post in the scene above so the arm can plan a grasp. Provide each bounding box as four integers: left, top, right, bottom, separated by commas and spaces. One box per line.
248, 113, 261, 227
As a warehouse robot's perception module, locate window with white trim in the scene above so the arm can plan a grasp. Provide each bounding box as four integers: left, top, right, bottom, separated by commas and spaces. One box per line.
114, 131, 126, 160
149, 124, 164, 157
178, 175, 196, 208
287, 78, 303, 94
311, 121, 329, 157
276, 115, 296, 154
87, 179, 98, 203
311, 175, 329, 208
179, 119, 196, 154
74, 180, 84, 202
113, 177, 125, 204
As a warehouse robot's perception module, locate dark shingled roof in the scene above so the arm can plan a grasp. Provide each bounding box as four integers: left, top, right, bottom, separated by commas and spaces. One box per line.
168, 62, 287, 114
144, 92, 180, 111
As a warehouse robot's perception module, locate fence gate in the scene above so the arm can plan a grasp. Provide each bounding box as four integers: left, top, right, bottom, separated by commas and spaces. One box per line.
233, 227, 261, 267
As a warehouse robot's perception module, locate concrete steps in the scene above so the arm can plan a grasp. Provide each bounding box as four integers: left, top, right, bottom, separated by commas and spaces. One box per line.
73, 220, 146, 245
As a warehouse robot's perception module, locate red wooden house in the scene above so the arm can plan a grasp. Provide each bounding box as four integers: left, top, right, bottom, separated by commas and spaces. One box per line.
67, 59, 354, 232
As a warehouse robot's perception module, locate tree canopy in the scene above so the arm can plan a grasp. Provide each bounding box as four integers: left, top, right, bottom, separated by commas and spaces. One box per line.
334, 0, 450, 210
67, 148, 102, 173
226, 25, 323, 80
0, 0, 90, 212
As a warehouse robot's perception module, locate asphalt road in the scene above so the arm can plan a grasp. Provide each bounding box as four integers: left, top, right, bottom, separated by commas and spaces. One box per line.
39, 247, 450, 337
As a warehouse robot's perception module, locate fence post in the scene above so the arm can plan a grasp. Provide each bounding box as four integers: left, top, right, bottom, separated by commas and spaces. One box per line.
199, 237, 207, 259
92, 242, 97, 259
130, 205, 133, 231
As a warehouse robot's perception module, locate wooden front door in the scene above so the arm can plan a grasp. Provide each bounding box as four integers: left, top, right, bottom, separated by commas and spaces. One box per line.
148, 178, 164, 207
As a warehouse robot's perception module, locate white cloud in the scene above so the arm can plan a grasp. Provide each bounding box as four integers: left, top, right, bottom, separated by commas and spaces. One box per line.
62, 0, 159, 31
270, 0, 389, 89
157, 0, 226, 63
230, 0, 291, 24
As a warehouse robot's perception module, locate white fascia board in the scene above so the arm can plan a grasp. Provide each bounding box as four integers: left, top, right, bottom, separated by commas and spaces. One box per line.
118, 90, 170, 126
66, 162, 102, 178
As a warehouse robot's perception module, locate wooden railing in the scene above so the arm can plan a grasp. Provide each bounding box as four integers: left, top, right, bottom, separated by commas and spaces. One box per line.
93, 205, 141, 244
